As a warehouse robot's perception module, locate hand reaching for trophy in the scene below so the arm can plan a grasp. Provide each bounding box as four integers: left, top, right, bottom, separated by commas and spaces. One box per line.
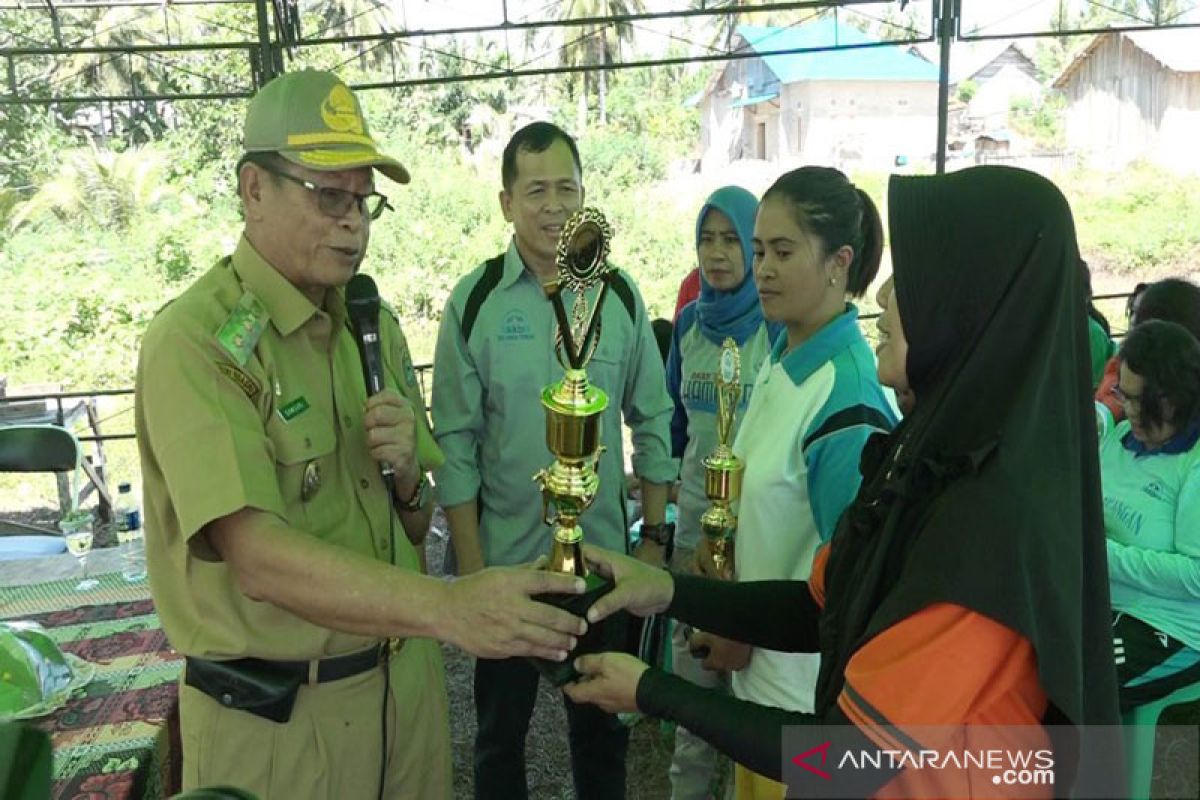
440, 560, 589, 662
693, 536, 724, 579
578, 545, 675, 624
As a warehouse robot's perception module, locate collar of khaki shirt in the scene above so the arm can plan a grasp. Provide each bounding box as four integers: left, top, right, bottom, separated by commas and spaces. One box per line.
231, 236, 348, 337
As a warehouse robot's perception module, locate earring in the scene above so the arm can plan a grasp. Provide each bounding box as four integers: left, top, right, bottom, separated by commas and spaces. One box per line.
828, 276, 837, 286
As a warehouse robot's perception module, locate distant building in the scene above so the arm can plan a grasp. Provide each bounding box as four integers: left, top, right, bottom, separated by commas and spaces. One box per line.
1054, 29, 1200, 173
697, 20, 939, 171
952, 42, 1042, 132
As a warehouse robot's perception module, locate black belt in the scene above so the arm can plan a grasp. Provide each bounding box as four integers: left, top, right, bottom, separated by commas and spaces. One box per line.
184, 639, 405, 723
269, 639, 401, 683
186, 639, 402, 690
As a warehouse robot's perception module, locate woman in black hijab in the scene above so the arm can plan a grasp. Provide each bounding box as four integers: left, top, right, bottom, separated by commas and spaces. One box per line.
566, 166, 1121, 797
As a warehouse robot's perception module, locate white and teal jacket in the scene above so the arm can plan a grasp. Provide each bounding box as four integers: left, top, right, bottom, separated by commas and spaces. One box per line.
431, 239, 676, 567
1101, 418, 1200, 651
731, 306, 897, 712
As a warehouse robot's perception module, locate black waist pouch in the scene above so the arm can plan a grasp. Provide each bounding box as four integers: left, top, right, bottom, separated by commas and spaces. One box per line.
184, 656, 304, 724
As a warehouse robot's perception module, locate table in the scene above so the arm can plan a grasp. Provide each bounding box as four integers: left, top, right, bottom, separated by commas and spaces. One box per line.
1, 552, 182, 799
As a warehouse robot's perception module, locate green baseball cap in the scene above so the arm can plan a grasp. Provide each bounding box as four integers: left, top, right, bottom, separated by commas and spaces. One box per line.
243, 69, 409, 184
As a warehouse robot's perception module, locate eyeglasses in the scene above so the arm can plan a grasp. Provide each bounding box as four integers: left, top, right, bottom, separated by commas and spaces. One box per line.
1111, 384, 1144, 408
261, 165, 392, 220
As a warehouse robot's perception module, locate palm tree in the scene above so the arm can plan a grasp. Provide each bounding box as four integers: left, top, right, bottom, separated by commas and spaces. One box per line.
303, 0, 398, 73
687, 0, 813, 52
553, 0, 646, 129
6, 3, 255, 139
1078, 0, 1188, 26
10, 146, 175, 232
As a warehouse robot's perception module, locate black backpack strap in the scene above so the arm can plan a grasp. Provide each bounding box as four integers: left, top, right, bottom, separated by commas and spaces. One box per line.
460, 253, 506, 344
607, 270, 638, 324
802, 404, 894, 452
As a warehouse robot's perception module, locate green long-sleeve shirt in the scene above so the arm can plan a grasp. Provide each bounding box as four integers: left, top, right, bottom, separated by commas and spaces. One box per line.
431, 239, 677, 567
1102, 419, 1200, 651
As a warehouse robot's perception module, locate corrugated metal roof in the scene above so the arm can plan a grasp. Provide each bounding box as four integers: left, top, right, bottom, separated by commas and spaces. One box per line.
1053, 28, 1200, 88
737, 20, 940, 84
730, 92, 779, 108
1125, 28, 1200, 72
912, 40, 1036, 84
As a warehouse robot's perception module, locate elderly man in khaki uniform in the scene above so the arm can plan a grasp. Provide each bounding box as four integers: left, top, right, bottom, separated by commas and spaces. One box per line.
135, 69, 588, 800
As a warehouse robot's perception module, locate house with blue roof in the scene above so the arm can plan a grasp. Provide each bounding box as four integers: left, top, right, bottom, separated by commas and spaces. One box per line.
698, 20, 940, 170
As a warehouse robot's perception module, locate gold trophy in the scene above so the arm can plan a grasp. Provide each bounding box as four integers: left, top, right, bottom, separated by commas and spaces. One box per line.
530, 207, 621, 685
699, 338, 744, 580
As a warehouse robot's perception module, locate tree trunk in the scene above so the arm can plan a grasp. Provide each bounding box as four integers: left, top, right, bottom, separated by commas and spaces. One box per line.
576, 74, 588, 133
598, 69, 607, 127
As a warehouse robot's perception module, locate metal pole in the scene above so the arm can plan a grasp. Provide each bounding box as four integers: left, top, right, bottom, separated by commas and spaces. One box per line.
253, 0, 277, 86
960, 20, 1200, 43
45, 0, 64, 47
934, 0, 958, 174
344, 37, 934, 91
0, 89, 254, 104
1, 41, 257, 56
291, 0, 891, 47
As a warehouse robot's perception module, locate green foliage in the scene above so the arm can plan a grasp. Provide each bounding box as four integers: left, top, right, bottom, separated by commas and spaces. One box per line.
1008, 93, 1066, 150
0, 188, 22, 233
10, 145, 179, 231
582, 130, 668, 189
0, 38, 1195, 395
1063, 163, 1200, 275
0, 106, 77, 189
163, 99, 248, 203
1077, 0, 1185, 26
956, 79, 978, 104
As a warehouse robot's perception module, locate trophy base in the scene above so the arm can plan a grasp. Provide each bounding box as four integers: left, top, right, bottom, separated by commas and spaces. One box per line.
528, 571, 624, 687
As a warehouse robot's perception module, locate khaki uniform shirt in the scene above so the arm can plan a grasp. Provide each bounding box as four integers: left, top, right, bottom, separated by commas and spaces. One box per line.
136, 236, 442, 661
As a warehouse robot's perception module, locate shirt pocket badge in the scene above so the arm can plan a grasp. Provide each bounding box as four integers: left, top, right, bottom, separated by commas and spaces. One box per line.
266, 411, 337, 505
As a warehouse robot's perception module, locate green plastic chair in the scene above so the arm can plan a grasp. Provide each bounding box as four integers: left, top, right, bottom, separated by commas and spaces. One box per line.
0, 424, 81, 535
1121, 681, 1200, 799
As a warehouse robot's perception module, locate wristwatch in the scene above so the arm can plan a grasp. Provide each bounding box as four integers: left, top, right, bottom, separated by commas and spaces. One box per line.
640, 521, 675, 548
395, 472, 430, 512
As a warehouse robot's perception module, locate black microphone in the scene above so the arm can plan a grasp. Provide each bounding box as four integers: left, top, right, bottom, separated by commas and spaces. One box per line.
346, 273, 394, 482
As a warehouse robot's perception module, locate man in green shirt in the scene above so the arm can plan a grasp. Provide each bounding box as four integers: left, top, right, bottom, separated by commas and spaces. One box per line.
432, 121, 676, 799
136, 70, 587, 800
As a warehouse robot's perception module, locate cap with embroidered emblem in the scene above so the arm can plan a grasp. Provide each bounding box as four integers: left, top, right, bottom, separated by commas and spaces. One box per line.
243, 69, 409, 184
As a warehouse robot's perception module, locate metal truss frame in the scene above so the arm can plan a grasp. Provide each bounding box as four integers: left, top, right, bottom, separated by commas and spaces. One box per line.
1, 0, 1198, 172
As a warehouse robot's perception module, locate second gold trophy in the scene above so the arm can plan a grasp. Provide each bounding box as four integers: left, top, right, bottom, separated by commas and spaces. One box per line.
700, 338, 745, 580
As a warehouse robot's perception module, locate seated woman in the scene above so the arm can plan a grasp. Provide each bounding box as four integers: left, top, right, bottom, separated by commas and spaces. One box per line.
1096, 277, 1200, 423
565, 166, 1121, 797
1102, 320, 1200, 712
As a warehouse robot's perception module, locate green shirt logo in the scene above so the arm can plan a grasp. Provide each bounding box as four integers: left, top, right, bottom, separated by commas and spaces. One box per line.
216, 291, 269, 366
278, 396, 310, 421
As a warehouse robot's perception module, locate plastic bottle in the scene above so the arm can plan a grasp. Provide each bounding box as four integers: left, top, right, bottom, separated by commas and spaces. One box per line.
114, 482, 146, 582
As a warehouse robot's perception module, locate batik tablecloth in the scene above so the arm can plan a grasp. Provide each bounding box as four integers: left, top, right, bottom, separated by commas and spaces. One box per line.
0, 571, 182, 799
